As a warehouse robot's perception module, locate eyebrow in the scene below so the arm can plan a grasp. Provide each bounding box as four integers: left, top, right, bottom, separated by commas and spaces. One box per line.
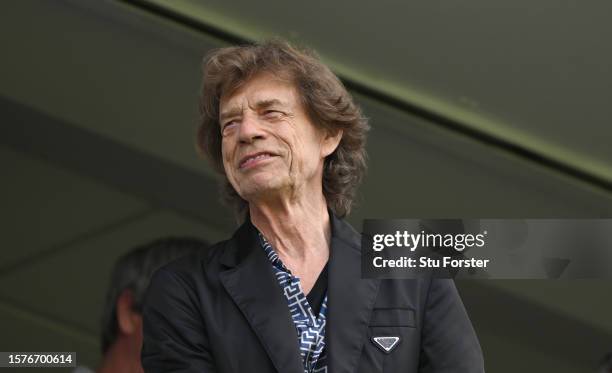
219, 98, 287, 124
219, 106, 242, 124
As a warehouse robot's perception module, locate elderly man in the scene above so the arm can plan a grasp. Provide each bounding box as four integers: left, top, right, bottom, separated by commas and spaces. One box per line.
142, 40, 484, 373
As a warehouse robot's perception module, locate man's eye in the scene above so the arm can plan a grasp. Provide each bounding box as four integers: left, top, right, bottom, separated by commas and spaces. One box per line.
263, 110, 283, 118
221, 120, 237, 133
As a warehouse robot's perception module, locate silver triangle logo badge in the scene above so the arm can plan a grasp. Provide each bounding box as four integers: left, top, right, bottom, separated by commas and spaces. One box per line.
372, 336, 401, 353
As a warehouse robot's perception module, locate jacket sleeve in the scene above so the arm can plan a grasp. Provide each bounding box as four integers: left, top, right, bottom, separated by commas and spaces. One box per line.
141, 267, 217, 372
418, 279, 485, 373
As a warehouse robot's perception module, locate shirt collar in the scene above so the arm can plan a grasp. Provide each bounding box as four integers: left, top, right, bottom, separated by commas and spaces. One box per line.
257, 231, 291, 273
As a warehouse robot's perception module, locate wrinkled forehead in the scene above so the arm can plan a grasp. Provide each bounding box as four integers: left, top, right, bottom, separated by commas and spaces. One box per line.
219, 72, 299, 111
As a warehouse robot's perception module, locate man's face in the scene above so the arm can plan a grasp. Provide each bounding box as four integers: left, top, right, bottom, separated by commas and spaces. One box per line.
219, 72, 340, 203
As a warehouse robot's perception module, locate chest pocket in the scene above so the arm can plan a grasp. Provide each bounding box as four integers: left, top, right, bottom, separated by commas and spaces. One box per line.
358, 308, 419, 372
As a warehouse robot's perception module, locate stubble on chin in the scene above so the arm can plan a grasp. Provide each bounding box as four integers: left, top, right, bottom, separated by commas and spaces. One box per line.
239, 171, 294, 203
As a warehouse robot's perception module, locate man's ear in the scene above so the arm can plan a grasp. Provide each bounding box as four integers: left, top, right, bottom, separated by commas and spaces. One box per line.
116, 289, 138, 335
321, 129, 343, 158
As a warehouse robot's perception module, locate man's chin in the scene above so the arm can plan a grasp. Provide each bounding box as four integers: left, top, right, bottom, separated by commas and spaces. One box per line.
239, 181, 286, 202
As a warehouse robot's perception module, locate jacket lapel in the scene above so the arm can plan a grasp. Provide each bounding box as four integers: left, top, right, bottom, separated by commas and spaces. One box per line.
327, 214, 381, 373
219, 221, 304, 373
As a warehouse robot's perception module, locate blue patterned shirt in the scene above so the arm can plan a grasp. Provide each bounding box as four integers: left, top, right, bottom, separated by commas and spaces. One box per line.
258, 232, 328, 373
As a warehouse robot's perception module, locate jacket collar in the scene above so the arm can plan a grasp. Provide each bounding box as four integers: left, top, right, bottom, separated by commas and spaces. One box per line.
218, 211, 380, 373
218, 218, 258, 269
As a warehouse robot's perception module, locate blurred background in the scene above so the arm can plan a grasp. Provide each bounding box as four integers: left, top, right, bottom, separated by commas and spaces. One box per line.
1, 0, 611, 372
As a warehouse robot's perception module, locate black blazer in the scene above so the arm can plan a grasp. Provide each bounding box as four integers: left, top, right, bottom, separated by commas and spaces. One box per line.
142, 214, 484, 372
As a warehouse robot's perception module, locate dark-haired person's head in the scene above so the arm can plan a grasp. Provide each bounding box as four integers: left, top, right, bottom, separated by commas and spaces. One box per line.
98, 237, 207, 373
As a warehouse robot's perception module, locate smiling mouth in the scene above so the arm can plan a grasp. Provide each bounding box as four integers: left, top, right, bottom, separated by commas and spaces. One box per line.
239, 152, 277, 169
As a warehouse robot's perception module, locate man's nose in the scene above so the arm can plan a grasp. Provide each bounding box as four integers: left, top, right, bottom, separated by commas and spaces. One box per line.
238, 114, 265, 144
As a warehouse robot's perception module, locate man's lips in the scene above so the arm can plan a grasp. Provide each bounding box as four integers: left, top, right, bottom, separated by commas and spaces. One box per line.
238, 152, 278, 169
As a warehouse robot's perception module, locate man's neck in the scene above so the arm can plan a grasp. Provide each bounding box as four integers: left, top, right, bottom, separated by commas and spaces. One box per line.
250, 198, 331, 295
249, 191, 331, 259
